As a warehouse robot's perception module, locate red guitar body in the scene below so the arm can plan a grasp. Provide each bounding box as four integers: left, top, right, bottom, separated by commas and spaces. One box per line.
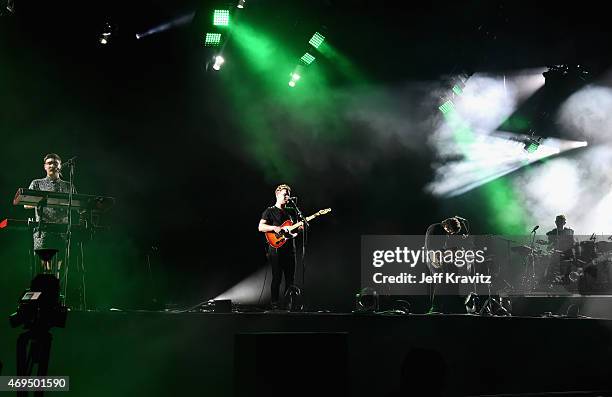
265, 220, 293, 249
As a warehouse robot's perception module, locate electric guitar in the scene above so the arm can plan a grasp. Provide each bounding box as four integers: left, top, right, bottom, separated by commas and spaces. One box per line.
265, 208, 331, 248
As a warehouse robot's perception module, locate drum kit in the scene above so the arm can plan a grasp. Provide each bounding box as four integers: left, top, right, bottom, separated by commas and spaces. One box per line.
509, 235, 612, 293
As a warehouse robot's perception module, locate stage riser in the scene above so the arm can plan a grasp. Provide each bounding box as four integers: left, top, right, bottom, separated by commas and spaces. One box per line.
1, 312, 611, 397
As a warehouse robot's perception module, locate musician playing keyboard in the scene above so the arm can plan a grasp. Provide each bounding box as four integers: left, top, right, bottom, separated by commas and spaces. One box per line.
25, 153, 76, 270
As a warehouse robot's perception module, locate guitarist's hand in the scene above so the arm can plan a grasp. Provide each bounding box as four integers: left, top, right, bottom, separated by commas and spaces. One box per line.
272, 226, 283, 234
282, 226, 298, 238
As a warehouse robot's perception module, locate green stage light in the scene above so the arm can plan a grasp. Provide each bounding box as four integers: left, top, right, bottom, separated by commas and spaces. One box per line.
213, 10, 230, 26
524, 137, 541, 153
309, 32, 325, 49
452, 84, 463, 96
205, 33, 222, 47
438, 100, 455, 115
288, 72, 301, 87
212, 55, 225, 71
300, 52, 315, 65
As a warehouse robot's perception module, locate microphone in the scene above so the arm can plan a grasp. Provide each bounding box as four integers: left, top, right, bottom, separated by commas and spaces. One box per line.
62, 156, 77, 167
454, 215, 468, 221
531, 225, 539, 233
288, 196, 298, 202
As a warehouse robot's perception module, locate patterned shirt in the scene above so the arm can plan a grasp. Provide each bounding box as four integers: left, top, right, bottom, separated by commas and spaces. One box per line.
28, 176, 75, 250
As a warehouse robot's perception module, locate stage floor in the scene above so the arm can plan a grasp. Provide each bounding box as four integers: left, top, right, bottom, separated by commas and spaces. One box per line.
1, 309, 612, 397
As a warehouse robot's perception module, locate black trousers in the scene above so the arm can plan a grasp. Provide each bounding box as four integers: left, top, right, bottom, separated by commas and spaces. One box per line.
268, 245, 296, 304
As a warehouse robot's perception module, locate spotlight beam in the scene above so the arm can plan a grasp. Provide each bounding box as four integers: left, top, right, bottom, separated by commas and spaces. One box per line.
427, 132, 588, 197
135, 12, 195, 40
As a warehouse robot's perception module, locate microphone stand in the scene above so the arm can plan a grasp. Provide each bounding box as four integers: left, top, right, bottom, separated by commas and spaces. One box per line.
288, 197, 308, 311
528, 226, 538, 291
63, 160, 76, 309
35, 196, 48, 274
424, 223, 440, 314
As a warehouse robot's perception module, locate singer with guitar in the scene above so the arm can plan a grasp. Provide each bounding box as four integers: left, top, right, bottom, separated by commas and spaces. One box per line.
258, 184, 301, 310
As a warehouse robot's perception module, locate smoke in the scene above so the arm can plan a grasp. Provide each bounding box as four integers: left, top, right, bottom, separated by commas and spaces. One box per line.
426, 69, 550, 197
449, 74, 519, 134
261, 81, 441, 180
513, 144, 612, 234
248, 69, 550, 199
557, 85, 612, 144
511, 82, 612, 234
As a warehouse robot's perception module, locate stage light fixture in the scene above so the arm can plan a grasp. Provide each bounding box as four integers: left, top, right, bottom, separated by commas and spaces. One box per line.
205, 32, 222, 47
300, 52, 315, 65
464, 292, 480, 314
212, 55, 225, 71
288, 72, 301, 87
237, 0, 246, 8
438, 100, 455, 115
213, 9, 230, 26
284, 286, 302, 312
524, 137, 542, 153
309, 32, 325, 49
452, 72, 471, 92
354, 287, 378, 313
543, 64, 590, 83
440, 71, 472, 101
99, 21, 113, 45
522, 129, 543, 153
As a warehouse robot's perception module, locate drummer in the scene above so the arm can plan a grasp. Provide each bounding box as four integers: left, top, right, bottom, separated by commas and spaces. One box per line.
546, 215, 575, 250
545, 215, 575, 283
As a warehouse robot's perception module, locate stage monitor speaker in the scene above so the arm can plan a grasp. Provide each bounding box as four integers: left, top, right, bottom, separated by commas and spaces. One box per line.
235, 332, 348, 397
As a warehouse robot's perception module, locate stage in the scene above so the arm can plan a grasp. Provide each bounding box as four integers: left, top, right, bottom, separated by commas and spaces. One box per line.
3, 1, 612, 396
2, 309, 612, 397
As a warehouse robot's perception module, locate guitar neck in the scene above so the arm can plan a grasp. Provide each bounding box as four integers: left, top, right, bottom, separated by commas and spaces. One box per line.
288, 214, 318, 232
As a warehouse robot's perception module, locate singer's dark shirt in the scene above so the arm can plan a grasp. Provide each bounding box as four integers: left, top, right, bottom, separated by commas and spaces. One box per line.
261, 206, 295, 227
28, 176, 75, 250
261, 206, 296, 253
